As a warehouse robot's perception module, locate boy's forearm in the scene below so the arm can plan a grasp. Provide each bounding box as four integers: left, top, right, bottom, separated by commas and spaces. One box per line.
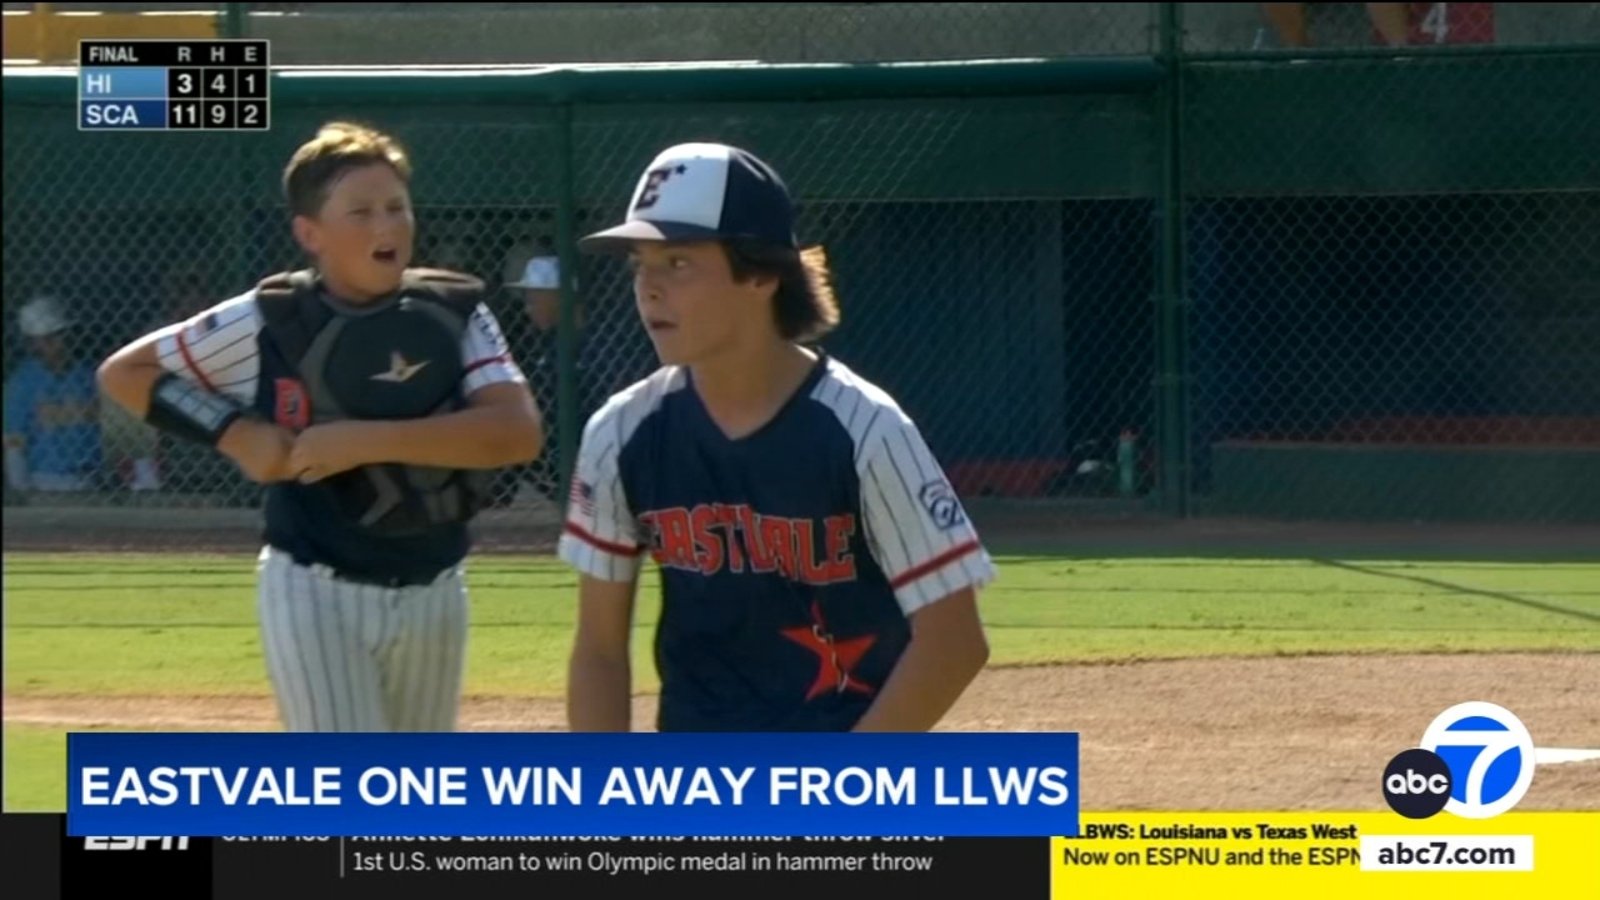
342, 406, 542, 471
97, 350, 164, 419
567, 652, 633, 732
851, 632, 987, 733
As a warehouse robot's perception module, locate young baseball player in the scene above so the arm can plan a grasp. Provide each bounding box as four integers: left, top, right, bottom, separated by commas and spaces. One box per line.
561, 142, 994, 733
97, 121, 544, 732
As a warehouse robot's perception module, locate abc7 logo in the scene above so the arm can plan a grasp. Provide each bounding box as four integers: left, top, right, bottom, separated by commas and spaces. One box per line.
1382, 749, 1453, 819
1383, 701, 1536, 820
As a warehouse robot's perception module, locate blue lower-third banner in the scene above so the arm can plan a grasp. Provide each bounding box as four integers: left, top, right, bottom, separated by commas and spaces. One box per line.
66, 732, 1078, 838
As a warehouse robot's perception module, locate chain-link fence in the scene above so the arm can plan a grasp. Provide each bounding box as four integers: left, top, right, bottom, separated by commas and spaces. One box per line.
3, 5, 1598, 551
13, 4, 1596, 65
1183, 48, 1600, 522
5, 3, 1157, 65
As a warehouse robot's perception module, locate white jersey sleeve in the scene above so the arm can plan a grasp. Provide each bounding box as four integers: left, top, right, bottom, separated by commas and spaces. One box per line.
154, 291, 263, 404
558, 406, 646, 583
556, 368, 685, 584
858, 409, 997, 616
460, 303, 527, 395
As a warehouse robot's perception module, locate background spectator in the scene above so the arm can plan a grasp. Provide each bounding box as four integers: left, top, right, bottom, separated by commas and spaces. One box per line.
96, 266, 218, 496
492, 245, 584, 505
5, 296, 104, 495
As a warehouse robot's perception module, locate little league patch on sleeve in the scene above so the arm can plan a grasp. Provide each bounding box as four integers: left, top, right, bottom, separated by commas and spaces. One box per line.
919, 480, 966, 530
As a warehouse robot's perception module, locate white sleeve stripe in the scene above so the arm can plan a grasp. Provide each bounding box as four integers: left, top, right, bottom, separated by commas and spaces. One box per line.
842, 388, 864, 432
563, 522, 643, 557
156, 328, 244, 368
460, 305, 520, 376
155, 293, 263, 399
819, 378, 843, 408
896, 425, 934, 482
884, 430, 942, 526
208, 357, 255, 377
935, 554, 956, 598
463, 359, 525, 390
866, 454, 915, 575
614, 401, 629, 466
558, 367, 683, 583
894, 550, 996, 616
464, 354, 510, 374
960, 556, 987, 582
889, 540, 982, 590
465, 328, 505, 357
190, 328, 254, 365
173, 330, 218, 392
607, 473, 627, 537
597, 435, 625, 519
880, 432, 944, 554
852, 408, 882, 466
887, 426, 963, 587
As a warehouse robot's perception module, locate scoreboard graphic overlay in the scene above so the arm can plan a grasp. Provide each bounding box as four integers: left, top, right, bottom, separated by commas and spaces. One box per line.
79, 39, 269, 132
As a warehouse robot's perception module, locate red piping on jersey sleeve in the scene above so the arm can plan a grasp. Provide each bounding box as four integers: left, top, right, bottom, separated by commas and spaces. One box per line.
464, 354, 511, 375
890, 540, 981, 590
564, 521, 644, 558
175, 329, 217, 393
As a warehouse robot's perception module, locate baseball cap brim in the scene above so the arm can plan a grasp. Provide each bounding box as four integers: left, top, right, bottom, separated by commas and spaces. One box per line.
578, 219, 729, 253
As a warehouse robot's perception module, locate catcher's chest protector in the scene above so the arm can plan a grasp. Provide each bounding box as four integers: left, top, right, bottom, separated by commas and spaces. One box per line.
255, 268, 493, 536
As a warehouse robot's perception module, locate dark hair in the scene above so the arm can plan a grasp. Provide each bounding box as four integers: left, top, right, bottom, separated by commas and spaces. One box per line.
723, 240, 840, 343
282, 121, 412, 218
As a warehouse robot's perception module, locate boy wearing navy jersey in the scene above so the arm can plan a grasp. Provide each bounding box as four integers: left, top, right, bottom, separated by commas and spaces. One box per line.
561, 143, 994, 733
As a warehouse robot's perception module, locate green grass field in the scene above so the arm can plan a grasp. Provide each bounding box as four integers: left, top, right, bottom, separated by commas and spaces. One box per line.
6, 551, 1599, 811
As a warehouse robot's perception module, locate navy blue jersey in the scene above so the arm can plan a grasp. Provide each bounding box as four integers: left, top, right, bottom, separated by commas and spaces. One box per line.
559, 353, 996, 732
154, 284, 526, 582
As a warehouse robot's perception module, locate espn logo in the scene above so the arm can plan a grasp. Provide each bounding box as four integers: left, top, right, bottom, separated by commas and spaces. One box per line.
83, 836, 191, 851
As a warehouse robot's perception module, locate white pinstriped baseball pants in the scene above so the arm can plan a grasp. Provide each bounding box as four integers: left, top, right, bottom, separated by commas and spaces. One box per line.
255, 546, 468, 732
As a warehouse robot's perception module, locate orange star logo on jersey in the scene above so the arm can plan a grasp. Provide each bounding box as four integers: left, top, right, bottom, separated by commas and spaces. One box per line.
780, 600, 878, 701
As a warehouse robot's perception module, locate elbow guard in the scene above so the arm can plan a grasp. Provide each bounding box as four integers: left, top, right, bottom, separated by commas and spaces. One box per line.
144, 371, 248, 446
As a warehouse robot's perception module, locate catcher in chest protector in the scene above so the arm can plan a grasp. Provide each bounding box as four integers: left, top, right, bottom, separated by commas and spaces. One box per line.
97, 121, 545, 732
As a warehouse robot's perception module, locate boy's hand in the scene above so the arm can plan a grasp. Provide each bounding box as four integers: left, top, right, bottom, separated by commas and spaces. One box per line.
289, 421, 375, 484
218, 418, 297, 484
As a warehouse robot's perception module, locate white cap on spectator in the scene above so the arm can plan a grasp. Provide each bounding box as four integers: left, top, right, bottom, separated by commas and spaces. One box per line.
508, 255, 561, 290
19, 296, 72, 337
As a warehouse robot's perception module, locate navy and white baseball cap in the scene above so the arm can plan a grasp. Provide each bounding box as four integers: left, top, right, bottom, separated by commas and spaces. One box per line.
579, 143, 797, 252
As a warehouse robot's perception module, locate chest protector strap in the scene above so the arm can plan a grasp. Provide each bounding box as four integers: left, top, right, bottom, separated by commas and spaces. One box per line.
255, 268, 496, 537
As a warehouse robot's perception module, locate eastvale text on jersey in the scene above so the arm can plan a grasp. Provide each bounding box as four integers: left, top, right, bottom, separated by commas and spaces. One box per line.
640, 504, 858, 584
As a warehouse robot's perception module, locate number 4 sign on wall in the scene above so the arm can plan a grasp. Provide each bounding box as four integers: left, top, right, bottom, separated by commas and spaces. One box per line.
1398, 3, 1497, 45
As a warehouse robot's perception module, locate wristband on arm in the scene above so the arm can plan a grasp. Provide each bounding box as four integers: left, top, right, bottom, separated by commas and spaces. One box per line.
144, 371, 249, 446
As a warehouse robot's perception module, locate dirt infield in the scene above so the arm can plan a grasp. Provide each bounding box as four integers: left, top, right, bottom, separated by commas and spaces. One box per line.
11, 652, 1596, 811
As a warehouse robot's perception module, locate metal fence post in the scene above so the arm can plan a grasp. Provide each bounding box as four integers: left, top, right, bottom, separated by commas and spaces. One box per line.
222, 3, 247, 39
554, 102, 580, 514
1155, 2, 1190, 517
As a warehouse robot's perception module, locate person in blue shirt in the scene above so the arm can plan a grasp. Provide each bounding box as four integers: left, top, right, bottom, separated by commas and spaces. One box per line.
4, 296, 103, 494
492, 247, 659, 507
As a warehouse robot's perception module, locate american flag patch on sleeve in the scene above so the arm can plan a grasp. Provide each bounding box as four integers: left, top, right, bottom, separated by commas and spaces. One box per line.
569, 479, 595, 518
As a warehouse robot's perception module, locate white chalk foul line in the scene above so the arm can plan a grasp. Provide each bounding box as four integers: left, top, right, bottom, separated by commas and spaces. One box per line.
1534, 747, 1600, 765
